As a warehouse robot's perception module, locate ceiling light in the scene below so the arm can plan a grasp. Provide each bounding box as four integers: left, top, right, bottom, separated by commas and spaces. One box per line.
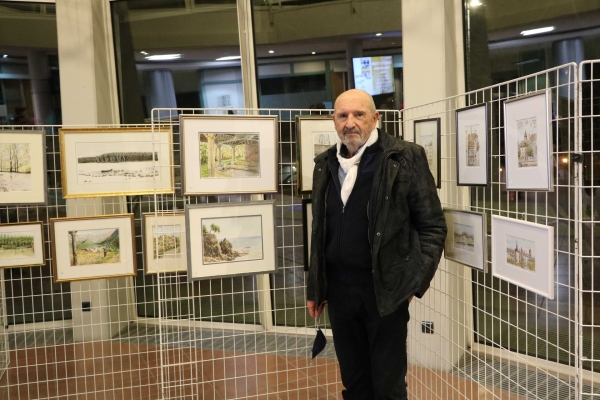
140, 51, 148, 55
469, 0, 482, 6
375, 33, 382, 36
521, 26, 555, 36
311, 52, 316, 55
145, 54, 181, 61
216, 55, 241, 61
268, 50, 274, 54
2, 55, 7, 58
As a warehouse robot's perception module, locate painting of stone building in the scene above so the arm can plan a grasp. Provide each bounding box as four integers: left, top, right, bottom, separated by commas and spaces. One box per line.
506, 235, 535, 272
313, 132, 337, 157
465, 125, 480, 167
517, 117, 538, 168
421, 135, 434, 167
199, 133, 260, 178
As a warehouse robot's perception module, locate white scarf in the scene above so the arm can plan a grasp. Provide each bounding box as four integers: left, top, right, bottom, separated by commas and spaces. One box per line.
336, 128, 378, 205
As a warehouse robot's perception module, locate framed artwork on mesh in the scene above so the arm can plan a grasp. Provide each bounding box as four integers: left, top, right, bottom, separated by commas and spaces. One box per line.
143, 212, 187, 274
296, 116, 337, 193
443, 209, 487, 272
414, 118, 441, 188
503, 91, 553, 191
456, 104, 488, 186
0, 221, 45, 268
180, 115, 278, 196
185, 201, 276, 280
302, 198, 313, 272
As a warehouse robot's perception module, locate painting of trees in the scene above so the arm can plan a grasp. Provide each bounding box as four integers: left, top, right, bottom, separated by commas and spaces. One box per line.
0, 143, 31, 173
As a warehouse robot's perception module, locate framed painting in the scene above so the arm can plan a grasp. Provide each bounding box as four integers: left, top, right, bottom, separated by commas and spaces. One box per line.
185, 200, 277, 280
143, 212, 187, 274
302, 198, 312, 272
456, 104, 488, 186
491, 215, 554, 299
296, 116, 337, 193
0, 221, 45, 268
443, 209, 487, 271
180, 115, 278, 196
414, 118, 441, 188
50, 214, 137, 283
59, 127, 173, 198
0, 130, 47, 205
503, 91, 553, 191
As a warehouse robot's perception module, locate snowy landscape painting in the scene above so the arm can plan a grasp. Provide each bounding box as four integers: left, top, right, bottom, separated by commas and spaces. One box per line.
0, 143, 31, 193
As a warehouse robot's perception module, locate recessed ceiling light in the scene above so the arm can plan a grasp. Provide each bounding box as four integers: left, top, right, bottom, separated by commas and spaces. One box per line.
140, 51, 148, 55
145, 54, 181, 61
311, 52, 316, 55
268, 50, 274, 54
469, 0, 482, 6
216, 55, 241, 61
2, 55, 7, 58
375, 33, 382, 36
521, 26, 555, 36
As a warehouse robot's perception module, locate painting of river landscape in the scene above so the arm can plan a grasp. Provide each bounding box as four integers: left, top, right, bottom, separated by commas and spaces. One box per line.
0, 143, 31, 192
201, 215, 263, 264
453, 222, 475, 253
75, 142, 159, 185
68, 228, 120, 267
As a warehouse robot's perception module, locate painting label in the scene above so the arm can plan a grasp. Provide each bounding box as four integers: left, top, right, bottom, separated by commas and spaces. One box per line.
199, 133, 260, 179
152, 224, 182, 259
76, 142, 159, 184
201, 215, 263, 264
312, 132, 337, 158
0, 143, 32, 192
0, 230, 35, 259
517, 117, 538, 168
68, 228, 120, 266
465, 124, 480, 167
453, 223, 475, 253
506, 235, 536, 272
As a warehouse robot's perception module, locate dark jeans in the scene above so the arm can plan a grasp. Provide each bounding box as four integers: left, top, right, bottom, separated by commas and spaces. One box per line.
327, 278, 410, 400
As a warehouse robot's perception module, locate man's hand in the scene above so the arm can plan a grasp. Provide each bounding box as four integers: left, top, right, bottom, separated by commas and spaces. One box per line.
307, 300, 326, 318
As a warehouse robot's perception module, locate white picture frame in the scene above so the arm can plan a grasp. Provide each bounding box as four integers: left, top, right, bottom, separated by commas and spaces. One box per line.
491, 215, 554, 299
444, 209, 487, 271
0, 130, 47, 205
414, 118, 441, 188
50, 214, 137, 283
59, 127, 174, 198
302, 198, 312, 272
143, 212, 187, 274
503, 91, 553, 191
296, 116, 337, 193
0, 221, 45, 268
456, 104, 488, 186
180, 115, 278, 196
185, 200, 277, 280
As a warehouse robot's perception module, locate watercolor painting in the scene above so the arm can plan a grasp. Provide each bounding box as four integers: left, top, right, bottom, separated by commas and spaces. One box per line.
465, 125, 480, 167
201, 215, 263, 264
68, 228, 120, 266
199, 133, 260, 178
0, 230, 35, 260
75, 142, 159, 185
0, 143, 31, 192
517, 117, 538, 168
506, 234, 535, 272
313, 132, 337, 157
152, 224, 182, 259
453, 222, 475, 253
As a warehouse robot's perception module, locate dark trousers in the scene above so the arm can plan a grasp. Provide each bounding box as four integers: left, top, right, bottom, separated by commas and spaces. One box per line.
327, 278, 410, 400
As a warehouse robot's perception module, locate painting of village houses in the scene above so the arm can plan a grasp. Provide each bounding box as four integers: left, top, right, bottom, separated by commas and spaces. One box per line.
68, 228, 121, 267
465, 125, 480, 167
199, 133, 260, 178
201, 215, 263, 264
517, 117, 538, 168
0, 143, 31, 192
453, 223, 475, 253
506, 235, 536, 272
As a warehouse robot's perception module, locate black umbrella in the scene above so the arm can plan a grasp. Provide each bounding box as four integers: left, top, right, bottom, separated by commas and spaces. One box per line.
311, 327, 327, 360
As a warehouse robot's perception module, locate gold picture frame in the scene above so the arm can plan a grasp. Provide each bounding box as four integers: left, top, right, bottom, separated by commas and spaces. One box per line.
50, 214, 137, 283
59, 127, 174, 198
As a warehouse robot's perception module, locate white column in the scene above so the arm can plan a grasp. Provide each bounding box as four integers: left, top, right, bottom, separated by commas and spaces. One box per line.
56, 0, 132, 342
402, 0, 467, 371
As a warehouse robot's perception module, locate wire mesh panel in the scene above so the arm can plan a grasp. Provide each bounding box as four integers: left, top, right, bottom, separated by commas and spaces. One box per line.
402, 63, 583, 399
579, 59, 600, 399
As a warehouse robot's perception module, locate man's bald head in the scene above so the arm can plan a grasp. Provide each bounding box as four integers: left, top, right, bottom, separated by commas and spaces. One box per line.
332, 89, 379, 157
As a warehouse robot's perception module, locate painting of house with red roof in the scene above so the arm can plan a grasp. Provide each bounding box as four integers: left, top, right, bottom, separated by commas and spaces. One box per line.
517, 117, 538, 167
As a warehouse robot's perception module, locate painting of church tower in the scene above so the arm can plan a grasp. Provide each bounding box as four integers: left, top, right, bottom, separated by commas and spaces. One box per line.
465, 125, 480, 167
517, 117, 538, 168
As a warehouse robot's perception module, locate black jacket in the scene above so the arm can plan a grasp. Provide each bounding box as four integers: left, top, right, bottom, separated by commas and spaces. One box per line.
306, 129, 447, 317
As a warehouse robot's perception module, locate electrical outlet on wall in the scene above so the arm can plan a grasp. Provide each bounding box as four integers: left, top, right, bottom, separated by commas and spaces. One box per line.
82, 302, 91, 312
421, 321, 434, 334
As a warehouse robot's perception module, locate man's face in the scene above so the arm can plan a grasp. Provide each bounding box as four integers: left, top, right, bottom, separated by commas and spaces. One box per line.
332, 91, 379, 153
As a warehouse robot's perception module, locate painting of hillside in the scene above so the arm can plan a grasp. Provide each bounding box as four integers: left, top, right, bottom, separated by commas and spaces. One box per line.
68, 228, 120, 266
